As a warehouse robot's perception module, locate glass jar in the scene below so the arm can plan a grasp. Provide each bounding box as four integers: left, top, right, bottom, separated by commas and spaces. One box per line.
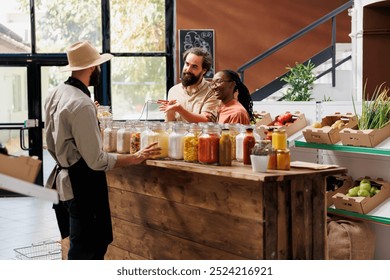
228, 123, 241, 160
152, 122, 169, 159
267, 148, 277, 170
183, 123, 202, 162
243, 127, 256, 165
140, 122, 157, 150
235, 126, 246, 162
272, 128, 287, 150
276, 149, 290, 170
130, 121, 145, 154
219, 128, 232, 166
116, 121, 131, 154
97, 105, 112, 120
103, 121, 119, 153
198, 124, 220, 165
168, 122, 188, 160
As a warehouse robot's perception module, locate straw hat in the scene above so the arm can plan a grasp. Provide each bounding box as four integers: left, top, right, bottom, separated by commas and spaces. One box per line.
61, 41, 113, 72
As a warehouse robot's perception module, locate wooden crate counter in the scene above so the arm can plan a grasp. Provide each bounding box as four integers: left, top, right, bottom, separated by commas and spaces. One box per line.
105, 160, 347, 260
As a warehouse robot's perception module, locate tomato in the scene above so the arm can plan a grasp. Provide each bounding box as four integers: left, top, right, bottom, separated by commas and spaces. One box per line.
279, 113, 293, 124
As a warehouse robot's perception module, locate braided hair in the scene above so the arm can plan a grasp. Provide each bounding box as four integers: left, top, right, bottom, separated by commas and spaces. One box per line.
222, 69, 255, 123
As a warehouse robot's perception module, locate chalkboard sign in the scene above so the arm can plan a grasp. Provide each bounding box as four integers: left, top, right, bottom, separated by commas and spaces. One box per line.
179, 29, 215, 79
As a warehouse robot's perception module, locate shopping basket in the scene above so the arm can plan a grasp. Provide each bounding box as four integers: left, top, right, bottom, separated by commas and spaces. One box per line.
14, 240, 62, 260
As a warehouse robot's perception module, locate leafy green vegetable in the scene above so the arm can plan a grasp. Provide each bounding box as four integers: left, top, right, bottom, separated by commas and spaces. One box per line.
352, 82, 390, 130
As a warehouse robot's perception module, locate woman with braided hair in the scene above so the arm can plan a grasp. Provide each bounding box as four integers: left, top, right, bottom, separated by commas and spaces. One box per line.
211, 69, 256, 124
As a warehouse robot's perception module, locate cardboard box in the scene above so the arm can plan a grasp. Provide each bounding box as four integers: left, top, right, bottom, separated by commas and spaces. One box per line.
254, 111, 273, 128
302, 113, 358, 144
332, 177, 390, 214
326, 174, 353, 208
257, 111, 307, 138
339, 122, 390, 148
0, 153, 41, 183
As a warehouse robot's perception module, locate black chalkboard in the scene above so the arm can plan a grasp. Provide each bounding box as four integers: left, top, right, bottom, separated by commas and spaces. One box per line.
179, 29, 215, 79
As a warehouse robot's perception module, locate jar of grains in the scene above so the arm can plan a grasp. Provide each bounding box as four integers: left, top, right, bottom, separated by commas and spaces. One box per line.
116, 121, 131, 154
151, 122, 169, 159
168, 122, 188, 160
103, 121, 119, 153
183, 123, 202, 162
198, 124, 220, 165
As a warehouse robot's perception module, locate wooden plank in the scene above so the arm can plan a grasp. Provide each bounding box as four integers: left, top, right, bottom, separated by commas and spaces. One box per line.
109, 187, 263, 259
110, 217, 248, 260
277, 180, 291, 259
144, 160, 347, 183
290, 176, 307, 259
302, 176, 314, 259
107, 165, 263, 219
311, 174, 326, 259
105, 244, 147, 260
263, 181, 278, 259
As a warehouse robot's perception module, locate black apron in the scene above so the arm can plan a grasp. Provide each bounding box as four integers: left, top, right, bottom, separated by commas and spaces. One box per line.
54, 157, 113, 248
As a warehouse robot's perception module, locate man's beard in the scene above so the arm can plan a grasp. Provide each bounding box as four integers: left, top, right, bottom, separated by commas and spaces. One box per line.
89, 67, 101, 86
181, 71, 201, 87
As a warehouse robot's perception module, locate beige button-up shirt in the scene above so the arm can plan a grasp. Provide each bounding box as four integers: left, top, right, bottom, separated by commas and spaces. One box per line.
44, 79, 117, 201
167, 78, 219, 122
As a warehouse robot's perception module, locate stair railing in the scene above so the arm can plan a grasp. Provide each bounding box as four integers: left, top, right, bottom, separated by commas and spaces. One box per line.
237, 1, 353, 100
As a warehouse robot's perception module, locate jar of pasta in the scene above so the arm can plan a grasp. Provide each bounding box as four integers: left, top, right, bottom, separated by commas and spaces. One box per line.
130, 121, 145, 154
183, 123, 202, 162
198, 124, 220, 165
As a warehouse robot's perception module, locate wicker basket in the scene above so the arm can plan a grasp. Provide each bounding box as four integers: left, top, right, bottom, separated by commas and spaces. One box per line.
14, 240, 62, 260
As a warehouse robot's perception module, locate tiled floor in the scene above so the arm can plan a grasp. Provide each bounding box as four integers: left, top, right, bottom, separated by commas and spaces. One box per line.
0, 196, 60, 260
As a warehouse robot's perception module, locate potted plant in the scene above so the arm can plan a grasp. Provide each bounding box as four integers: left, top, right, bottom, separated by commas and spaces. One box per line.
280, 60, 316, 101
250, 140, 272, 172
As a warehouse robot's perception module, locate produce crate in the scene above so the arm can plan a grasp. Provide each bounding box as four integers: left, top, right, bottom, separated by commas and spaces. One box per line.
326, 174, 353, 208
254, 111, 273, 128
14, 240, 62, 260
302, 112, 358, 144
0, 153, 41, 183
257, 111, 307, 138
339, 122, 390, 148
332, 177, 390, 214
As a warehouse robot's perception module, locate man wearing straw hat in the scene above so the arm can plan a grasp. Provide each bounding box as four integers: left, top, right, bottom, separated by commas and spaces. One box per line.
45, 41, 160, 260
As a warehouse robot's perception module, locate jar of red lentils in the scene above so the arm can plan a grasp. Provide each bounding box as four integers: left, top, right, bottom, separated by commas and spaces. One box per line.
198, 124, 220, 165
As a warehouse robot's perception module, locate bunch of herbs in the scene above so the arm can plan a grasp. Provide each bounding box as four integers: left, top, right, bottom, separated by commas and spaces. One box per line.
352, 82, 390, 130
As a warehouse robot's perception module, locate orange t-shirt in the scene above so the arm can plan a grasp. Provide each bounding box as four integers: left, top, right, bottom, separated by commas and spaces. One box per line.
217, 99, 250, 124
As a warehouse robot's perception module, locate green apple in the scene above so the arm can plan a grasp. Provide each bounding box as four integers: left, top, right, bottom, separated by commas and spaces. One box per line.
357, 189, 370, 197
375, 189, 381, 195
348, 187, 359, 197
360, 179, 371, 186
359, 182, 371, 192
370, 186, 378, 197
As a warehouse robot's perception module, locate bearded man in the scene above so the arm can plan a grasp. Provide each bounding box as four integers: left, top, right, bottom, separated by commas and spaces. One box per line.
158, 47, 219, 123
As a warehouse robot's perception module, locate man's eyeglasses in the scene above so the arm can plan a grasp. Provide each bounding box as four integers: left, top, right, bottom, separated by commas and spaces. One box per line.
211, 79, 233, 87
